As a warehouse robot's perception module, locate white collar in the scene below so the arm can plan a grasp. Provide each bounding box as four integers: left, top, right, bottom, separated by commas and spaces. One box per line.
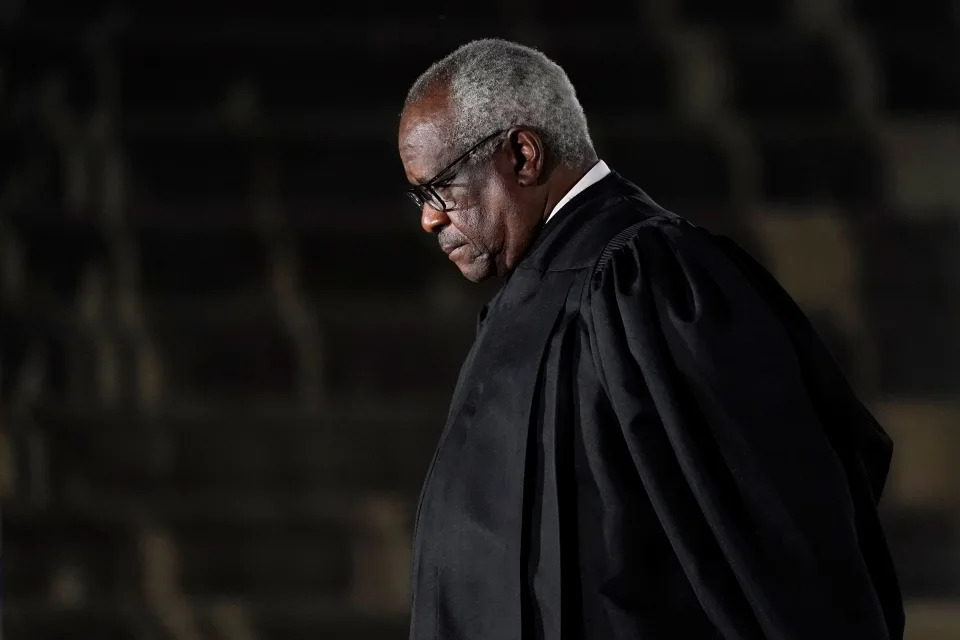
544, 160, 612, 225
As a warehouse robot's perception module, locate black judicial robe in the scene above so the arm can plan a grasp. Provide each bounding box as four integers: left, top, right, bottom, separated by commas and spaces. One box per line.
408, 173, 904, 640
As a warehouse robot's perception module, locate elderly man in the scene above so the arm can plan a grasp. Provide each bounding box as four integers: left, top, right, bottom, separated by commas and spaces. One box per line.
397, 39, 904, 640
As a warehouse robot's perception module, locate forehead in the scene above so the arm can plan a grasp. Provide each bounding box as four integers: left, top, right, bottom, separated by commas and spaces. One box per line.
398, 92, 453, 182
399, 117, 446, 163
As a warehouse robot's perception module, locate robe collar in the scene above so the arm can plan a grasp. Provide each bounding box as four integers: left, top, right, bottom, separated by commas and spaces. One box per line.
545, 160, 613, 225
514, 171, 641, 273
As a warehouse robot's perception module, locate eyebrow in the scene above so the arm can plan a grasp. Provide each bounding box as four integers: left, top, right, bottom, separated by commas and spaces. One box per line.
419, 168, 453, 185
409, 171, 440, 187
410, 164, 444, 187
401, 162, 429, 186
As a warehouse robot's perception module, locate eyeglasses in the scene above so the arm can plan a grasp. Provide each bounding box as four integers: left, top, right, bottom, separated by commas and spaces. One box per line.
406, 128, 506, 212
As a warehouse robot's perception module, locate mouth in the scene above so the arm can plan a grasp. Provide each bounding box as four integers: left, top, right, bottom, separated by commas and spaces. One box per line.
446, 245, 467, 261
440, 240, 463, 255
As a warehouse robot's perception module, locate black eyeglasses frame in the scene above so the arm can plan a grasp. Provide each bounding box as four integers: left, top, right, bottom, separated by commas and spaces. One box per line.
405, 128, 508, 212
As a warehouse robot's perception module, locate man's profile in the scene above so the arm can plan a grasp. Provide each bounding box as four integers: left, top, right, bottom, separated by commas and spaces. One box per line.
398, 38, 904, 640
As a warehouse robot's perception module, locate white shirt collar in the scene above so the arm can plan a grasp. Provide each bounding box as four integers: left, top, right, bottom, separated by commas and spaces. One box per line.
544, 160, 612, 225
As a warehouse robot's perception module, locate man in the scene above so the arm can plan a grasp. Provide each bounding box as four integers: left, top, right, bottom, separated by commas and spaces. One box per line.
397, 38, 904, 640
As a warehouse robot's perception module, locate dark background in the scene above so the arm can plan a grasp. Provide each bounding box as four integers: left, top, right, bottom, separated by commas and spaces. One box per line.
1, 0, 959, 638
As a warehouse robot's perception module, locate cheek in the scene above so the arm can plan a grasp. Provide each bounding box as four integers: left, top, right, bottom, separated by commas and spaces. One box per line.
459, 209, 497, 252
474, 186, 510, 244
450, 204, 491, 248
454, 174, 508, 251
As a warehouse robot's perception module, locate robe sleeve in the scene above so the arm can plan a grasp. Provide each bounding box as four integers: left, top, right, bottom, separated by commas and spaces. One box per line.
583, 217, 902, 639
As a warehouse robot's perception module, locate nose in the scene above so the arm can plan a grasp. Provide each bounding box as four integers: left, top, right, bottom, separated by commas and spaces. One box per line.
421, 203, 450, 234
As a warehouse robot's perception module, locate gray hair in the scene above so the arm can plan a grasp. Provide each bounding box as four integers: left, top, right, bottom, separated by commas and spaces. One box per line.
405, 38, 596, 170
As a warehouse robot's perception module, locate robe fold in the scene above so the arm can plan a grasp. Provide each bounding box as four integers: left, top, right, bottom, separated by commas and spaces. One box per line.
408, 172, 904, 640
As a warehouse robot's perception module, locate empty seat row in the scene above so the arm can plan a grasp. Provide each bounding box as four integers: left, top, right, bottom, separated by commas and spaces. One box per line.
882, 506, 960, 597
680, 0, 956, 28
2, 504, 366, 604
132, 226, 268, 294
849, 0, 960, 27
169, 513, 353, 599
854, 215, 960, 397
0, 124, 65, 207
537, 36, 676, 114
173, 413, 438, 492
601, 126, 731, 206
0, 303, 96, 404
742, 210, 960, 398
723, 209, 960, 398
0, 26, 98, 114
25, 404, 442, 497
675, 0, 787, 27
22, 0, 952, 31
3, 508, 140, 601
870, 30, 960, 113
122, 130, 407, 206
253, 602, 410, 640
2, 291, 476, 403
874, 399, 960, 512
125, 0, 496, 26
128, 226, 440, 295
3, 609, 146, 640
753, 123, 883, 205
6, 598, 406, 640
4, 0, 796, 29
4, 216, 107, 300
123, 132, 258, 206
5, 294, 475, 402
723, 32, 846, 116
599, 123, 883, 207
318, 301, 476, 398
112, 35, 475, 114
3, 216, 444, 298
142, 297, 475, 400
143, 298, 298, 402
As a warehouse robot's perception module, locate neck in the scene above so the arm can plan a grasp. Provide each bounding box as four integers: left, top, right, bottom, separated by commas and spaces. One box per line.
495, 164, 593, 277
542, 163, 592, 221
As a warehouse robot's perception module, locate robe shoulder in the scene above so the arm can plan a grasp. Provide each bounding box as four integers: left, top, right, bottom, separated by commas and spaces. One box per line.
585, 215, 895, 498
581, 216, 905, 638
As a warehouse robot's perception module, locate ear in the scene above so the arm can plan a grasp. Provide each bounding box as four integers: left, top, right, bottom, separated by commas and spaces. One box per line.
509, 128, 544, 187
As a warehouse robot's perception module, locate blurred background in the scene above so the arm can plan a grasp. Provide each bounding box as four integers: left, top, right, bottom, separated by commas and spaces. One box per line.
1, 0, 958, 638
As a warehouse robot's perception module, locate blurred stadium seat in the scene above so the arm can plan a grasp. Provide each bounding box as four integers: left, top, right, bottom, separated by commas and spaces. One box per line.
857, 215, 960, 397
132, 224, 268, 294
7, 214, 108, 304
124, 131, 258, 207
546, 35, 676, 115
848, 0, 959, 27
0, 27, 98, 115
724, 31, 848, 116
600, 125, 732, 206
4, 508, 140, 602
677, 0, 788, 28
144, 298, 298, 401
871, 30, 960, 114
755, 123, 884, 205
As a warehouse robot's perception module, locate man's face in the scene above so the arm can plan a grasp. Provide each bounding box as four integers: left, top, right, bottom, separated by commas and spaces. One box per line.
399, 93, 532, 282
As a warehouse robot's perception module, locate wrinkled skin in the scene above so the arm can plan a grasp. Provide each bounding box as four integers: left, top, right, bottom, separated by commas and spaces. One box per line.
398, 84, 589, 282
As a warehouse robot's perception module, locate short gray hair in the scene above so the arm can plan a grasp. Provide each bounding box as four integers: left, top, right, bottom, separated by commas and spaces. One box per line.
405, 38, 596, 170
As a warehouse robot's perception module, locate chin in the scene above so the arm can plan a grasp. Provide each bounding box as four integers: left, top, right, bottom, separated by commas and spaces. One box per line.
456, 255, 495, 283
